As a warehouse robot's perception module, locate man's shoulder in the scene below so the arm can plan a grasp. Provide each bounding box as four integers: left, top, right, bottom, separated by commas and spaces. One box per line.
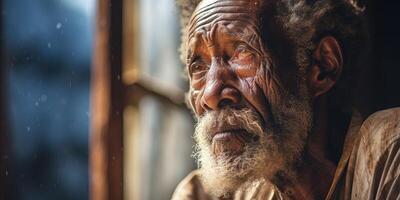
359, 107, 400, 148
171, 170, 212, 200
346, 107, 400, 199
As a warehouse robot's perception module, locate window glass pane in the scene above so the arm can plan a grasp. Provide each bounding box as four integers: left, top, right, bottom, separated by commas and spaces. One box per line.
138, 0, 184, 87
4, 0, 96, 199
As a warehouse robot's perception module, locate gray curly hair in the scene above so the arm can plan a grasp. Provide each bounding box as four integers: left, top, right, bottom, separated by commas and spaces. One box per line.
177, 0, 369, 111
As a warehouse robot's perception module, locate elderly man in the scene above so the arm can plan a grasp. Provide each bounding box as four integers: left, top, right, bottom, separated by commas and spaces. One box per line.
172, 0, 400, 199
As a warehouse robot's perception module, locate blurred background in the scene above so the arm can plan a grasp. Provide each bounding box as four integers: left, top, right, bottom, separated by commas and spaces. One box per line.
1, 0, 95, 199
1, 0, 195, 199
0, 0, 399, 200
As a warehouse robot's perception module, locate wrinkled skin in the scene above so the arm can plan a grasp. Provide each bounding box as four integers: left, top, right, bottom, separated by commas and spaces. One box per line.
185, 0, 344, 199
187, 0, 284, 154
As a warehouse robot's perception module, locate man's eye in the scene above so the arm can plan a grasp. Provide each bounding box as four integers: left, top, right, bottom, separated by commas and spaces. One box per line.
231, 47, 254, 61
190, 62, 208, 74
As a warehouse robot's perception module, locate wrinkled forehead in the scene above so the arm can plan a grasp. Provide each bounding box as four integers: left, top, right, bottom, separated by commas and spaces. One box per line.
187, 0, 262, 44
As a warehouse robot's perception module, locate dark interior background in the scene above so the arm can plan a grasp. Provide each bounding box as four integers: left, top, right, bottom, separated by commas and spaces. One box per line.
369, 0, 400, 111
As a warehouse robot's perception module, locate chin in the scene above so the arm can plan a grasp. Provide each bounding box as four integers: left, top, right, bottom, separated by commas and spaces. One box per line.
197, 142, 285, 197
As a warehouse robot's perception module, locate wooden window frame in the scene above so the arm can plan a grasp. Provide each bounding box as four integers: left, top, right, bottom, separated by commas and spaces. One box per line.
89, 0, 186, 199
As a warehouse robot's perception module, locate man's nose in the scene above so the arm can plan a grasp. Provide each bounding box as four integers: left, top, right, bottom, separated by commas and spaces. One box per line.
201, 59, 241, 111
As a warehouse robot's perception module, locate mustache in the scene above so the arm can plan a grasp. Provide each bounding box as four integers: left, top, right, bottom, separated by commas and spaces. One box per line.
195, 107, 265, 143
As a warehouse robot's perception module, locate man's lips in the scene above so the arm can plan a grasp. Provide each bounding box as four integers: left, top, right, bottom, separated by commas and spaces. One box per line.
212, 129, 247, 141
211, 129, 255, 155
211, 129, 256, 142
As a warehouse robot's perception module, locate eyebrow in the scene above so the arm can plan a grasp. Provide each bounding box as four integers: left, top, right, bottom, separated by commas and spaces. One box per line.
186, 37, 203, 62
187, 28, 261, 59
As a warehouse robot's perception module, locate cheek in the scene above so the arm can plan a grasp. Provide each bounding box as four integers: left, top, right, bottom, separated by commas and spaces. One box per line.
238, 63, 285, 126
191, 72, 206, 90
189, 89, 204, 116
238, 77, 270, 125
255, 63, 282, 106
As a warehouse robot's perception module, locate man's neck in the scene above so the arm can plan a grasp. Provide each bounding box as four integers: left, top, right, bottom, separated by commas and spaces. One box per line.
275, 98, 341, 199
272, 152, 336, 200
297, 153, 336, 199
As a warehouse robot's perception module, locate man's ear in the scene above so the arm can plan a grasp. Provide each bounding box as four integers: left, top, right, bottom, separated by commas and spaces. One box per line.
308, 36, 343, 98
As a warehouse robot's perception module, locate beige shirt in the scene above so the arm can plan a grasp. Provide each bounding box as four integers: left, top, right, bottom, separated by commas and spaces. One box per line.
171, 108, 400, 200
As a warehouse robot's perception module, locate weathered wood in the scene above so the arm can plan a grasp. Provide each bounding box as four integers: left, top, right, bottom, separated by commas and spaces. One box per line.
90, 0, 123, 199
124, 75, 187, 109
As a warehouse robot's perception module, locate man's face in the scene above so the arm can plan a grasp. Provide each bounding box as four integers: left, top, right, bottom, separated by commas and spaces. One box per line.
186, 0, 312, 196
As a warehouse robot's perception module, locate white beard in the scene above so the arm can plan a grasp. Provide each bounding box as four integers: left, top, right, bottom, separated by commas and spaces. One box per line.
193, 96, 312, 197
